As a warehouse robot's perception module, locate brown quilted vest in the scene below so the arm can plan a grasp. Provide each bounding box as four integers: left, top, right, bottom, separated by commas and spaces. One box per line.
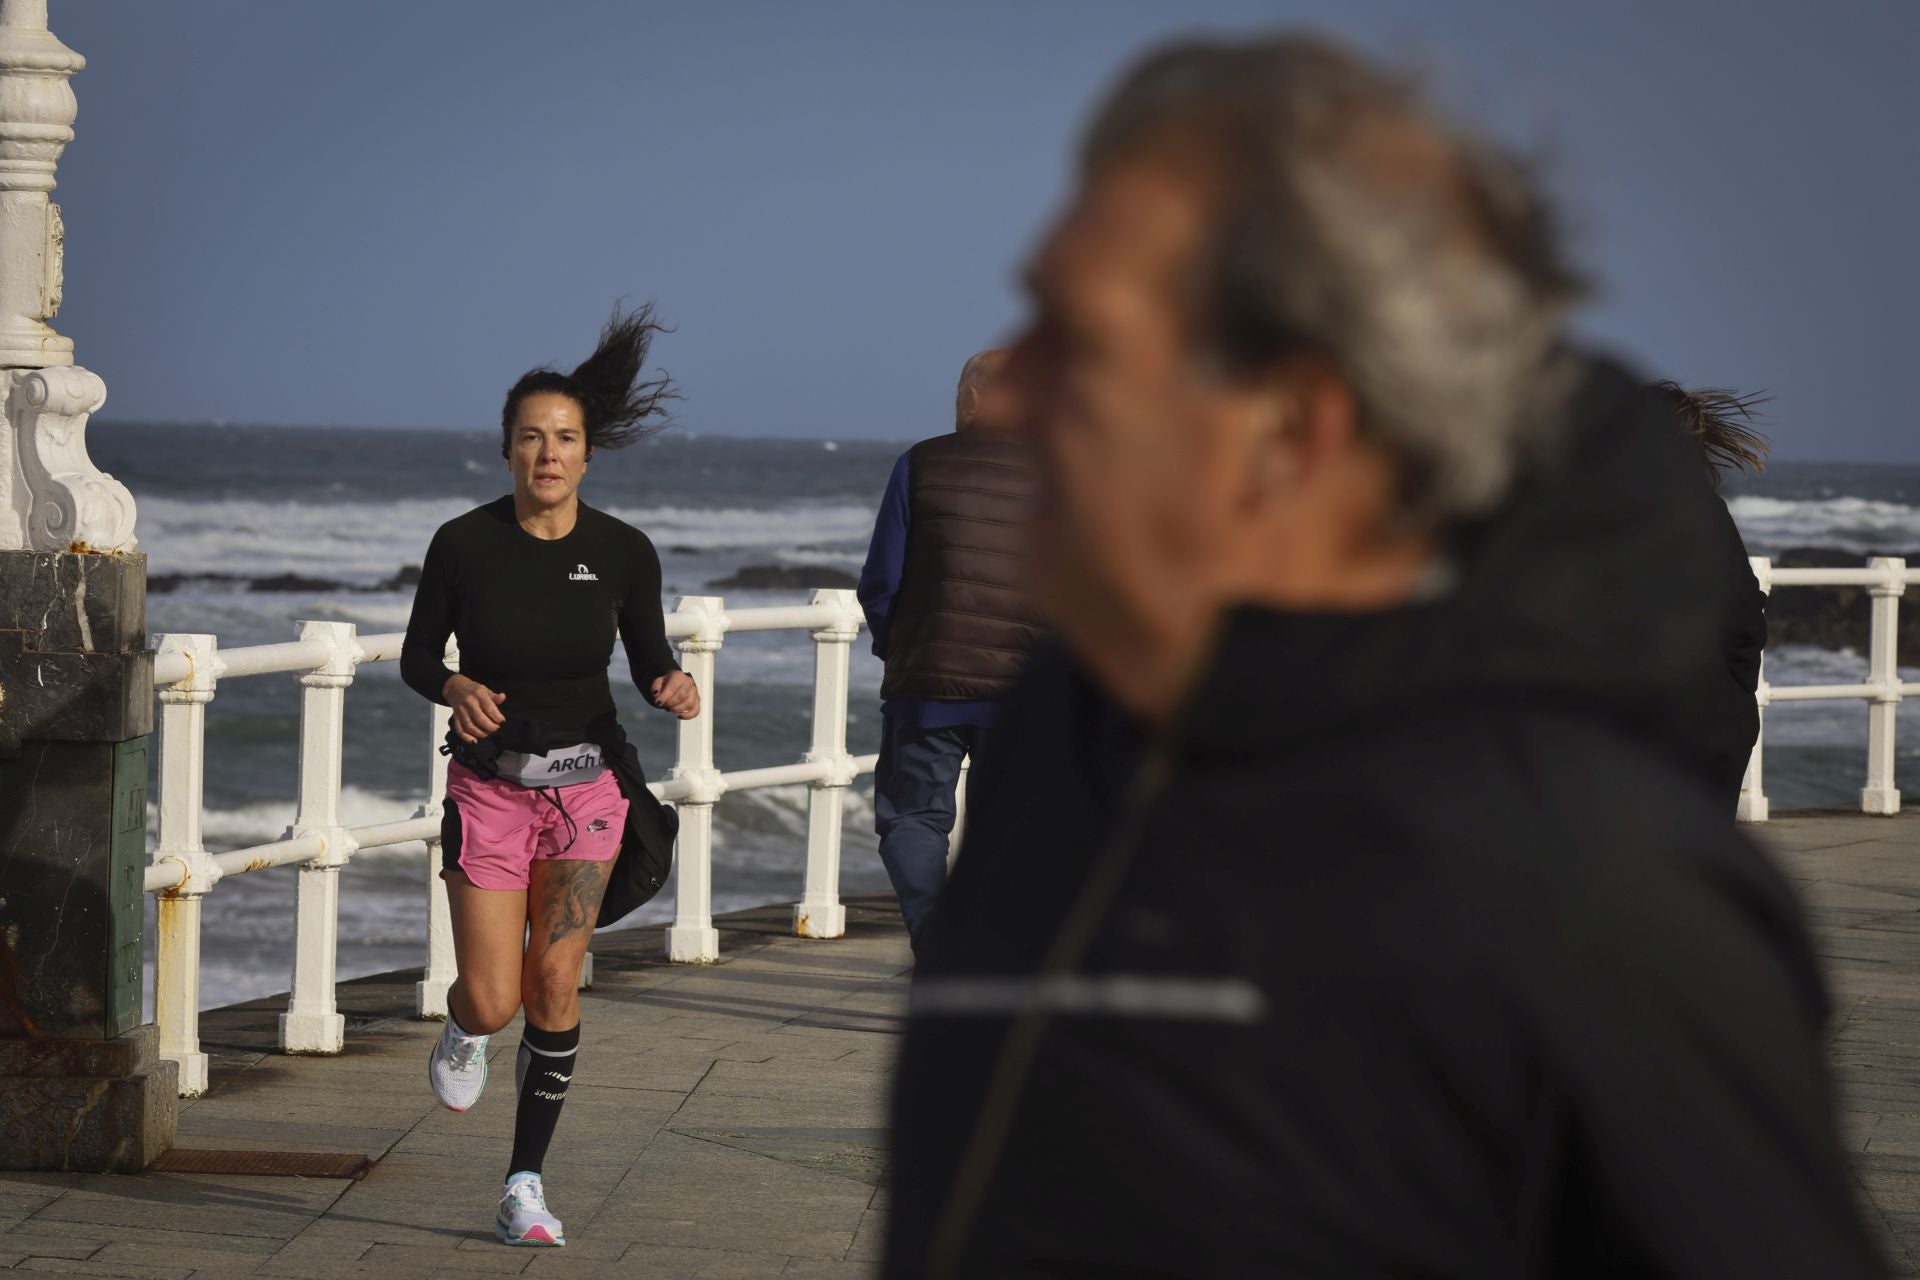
881, 430, 1043, 701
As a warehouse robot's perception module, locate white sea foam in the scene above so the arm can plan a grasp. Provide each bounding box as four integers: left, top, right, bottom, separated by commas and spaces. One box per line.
1755, 645, 1920, 750
1728, 495, 1920, 555
137, 496, 474, 581
601, 503, 875, 553
135, 496, 875, 582
140, 491, 1917, 589
148, 786, 433, 858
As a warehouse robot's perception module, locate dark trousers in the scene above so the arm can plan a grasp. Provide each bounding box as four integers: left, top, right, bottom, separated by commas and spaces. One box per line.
873, 717, 983, 951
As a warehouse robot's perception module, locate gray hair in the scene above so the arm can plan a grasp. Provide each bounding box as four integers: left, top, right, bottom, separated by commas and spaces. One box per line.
956, 350, 1000, 406
954, 349, 1006, 427
1084, 35, 1586, 521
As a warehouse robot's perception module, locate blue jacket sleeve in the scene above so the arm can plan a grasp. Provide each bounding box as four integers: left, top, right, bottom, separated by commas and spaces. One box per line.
858, 452, 912, 660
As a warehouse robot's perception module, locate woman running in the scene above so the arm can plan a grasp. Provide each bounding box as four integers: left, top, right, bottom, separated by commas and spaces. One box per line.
1659, 379, 1772, 813
400, 307, 698, 1246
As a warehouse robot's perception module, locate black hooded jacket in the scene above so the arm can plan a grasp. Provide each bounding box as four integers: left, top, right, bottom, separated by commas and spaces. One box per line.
885, 356, 1879, 1277
1697, 493, 1767, 808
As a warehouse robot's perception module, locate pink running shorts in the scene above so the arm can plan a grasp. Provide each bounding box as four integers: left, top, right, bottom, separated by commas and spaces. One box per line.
441, 760, 627, 891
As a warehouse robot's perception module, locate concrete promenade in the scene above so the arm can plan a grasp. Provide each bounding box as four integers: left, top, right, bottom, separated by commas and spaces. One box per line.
1, 894, 912, 1278
3, 819, 1920, 1276
1773, 811, 1920, 1273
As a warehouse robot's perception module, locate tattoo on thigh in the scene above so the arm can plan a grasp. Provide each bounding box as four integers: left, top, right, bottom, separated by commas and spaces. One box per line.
539, 860, 612, 945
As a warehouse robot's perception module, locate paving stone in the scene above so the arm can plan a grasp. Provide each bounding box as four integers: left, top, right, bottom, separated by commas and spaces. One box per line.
86, 1240, 278, 1273
170, 1117, 410, 1159
360, 1243, 530, 1273
710, 1037, 860, 1064
0, 1234, 105, 1259
7, 1258, 191, 1279
3, 1220, 275, 1257
0, 1176, 86, 1197
848, 1202, 886, 1264
0, 1188, 67, 1219
387, 1127, 659, 1170
593, 1130, 868, 1258
21, 853, 1920, 1279
258, 1231, 372, 1267
466, 1229, 627, 1262
26, 1173, 343, 1245
253, 1259, 385, 1280
780, 1260, 877, 1279
1759, 820, 1920, 1273
528, 1243, 791, 1277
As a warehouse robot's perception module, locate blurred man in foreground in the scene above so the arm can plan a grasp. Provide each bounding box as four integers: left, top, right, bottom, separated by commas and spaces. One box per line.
858, 350, 1040, 950
885, 35, 1880, 1278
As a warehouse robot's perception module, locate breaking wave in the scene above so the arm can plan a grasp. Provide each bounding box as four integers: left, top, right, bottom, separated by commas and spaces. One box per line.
1728, 495, 1920, 556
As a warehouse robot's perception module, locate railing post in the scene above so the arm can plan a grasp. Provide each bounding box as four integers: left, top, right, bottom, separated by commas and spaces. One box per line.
416, 640, 457, 1019
1739, 556, 1772, 823
667, 596, 724, 962
1863, 557, 1905, 816
151, 633, 221, 1096
794, 590, 859, 939
279, 621, 360, 1053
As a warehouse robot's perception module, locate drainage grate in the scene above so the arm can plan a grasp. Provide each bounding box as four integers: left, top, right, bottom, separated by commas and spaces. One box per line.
150, 1149, 370, 1180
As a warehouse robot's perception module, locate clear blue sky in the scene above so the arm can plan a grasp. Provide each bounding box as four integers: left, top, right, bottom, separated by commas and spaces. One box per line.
50, 1, 1917, 461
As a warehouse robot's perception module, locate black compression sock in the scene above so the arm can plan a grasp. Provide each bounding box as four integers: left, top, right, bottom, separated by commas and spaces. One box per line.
507, 1021, 579, 1178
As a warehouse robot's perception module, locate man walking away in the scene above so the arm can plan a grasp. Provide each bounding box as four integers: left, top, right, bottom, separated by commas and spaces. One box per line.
858, 350, 1040, 951
885, 35, 1882, 1278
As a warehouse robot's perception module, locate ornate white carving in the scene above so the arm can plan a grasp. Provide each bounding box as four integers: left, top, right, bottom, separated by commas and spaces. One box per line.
8, 364, 136, 551
0, 0, 82, 368
0, 6, 125, 554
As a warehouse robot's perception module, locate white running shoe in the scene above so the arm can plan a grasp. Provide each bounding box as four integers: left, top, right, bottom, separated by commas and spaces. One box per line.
497, 1172, 565, 1246
427, 1016, 489, 1112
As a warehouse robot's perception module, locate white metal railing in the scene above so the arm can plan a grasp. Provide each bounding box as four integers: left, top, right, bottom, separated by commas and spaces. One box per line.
144, 590, 877, 1097
1740, 556, 1918, 823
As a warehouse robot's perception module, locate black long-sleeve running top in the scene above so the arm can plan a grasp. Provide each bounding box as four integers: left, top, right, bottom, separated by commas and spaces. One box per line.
400, 497, 679, 730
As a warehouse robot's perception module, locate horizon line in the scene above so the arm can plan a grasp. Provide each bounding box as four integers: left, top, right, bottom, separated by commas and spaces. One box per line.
86, 417, 1918, 469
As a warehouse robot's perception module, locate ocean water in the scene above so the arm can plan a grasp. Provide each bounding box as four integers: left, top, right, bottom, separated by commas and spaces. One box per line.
83, 424, 1920, 1010
1724, 462, 1920, 556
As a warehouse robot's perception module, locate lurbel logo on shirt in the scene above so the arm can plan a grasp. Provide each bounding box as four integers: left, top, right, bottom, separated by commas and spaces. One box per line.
569, 563, 599, 581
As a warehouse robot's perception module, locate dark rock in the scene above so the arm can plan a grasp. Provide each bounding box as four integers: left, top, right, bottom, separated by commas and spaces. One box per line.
247, 573, 353, 593
705, 563, 859, 591
375, 564, 422, 591
154, 567, 419, 595
668, 545, 700, 555
147, 571, 249, 595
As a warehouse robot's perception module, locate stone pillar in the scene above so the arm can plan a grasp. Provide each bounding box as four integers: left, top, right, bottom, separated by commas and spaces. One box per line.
0, 0, 173, 1171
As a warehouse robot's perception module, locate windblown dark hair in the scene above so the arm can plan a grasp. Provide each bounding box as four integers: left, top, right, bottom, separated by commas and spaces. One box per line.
500, 304, 677, 457
1656, 380, 1771, 490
